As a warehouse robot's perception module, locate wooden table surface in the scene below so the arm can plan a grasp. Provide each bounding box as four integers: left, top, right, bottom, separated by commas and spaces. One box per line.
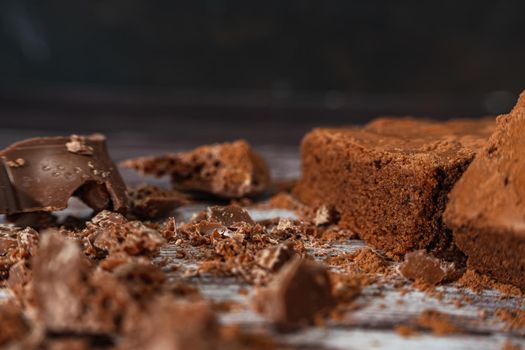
0, 128, 524, 350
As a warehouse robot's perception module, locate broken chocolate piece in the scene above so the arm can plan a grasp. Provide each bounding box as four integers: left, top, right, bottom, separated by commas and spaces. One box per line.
128, 184, 187, 220
444, 91, 525, 289
294, 117, 494, 258
206, 204, 254, 227
256, 244, 295, 272
33, 231, 135, 334
121, 140, 270, 198
399, 250, 458, 286
253, 258, 334, 327
0, 134, 127, 215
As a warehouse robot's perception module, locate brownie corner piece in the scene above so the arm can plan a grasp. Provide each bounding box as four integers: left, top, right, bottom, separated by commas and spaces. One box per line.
444, 91, 525, 289
294, 117, 494, 258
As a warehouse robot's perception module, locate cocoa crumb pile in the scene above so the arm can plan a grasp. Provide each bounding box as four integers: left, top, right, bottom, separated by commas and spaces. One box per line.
1, 137, 525, 349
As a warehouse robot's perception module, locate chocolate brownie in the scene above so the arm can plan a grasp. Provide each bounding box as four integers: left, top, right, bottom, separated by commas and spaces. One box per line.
444, 91, 525, 289
294, 117, 495, 258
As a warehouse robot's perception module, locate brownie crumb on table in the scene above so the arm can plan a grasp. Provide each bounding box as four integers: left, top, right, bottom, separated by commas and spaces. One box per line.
399, 250, 460, 286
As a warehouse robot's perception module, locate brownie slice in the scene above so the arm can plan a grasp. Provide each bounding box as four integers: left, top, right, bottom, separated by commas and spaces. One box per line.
294, 117, 494, 258
444, 92, 525, 289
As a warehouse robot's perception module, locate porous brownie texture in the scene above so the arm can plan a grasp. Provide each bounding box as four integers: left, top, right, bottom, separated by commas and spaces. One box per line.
122, 140, 270, 199
294, 117, 494, 258
444, 91, 525, 289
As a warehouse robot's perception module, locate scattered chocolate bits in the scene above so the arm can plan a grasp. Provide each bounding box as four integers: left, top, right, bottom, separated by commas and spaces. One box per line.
253, 258, 334, 327
121, 140, 271, 198
0, 225, 39, 280
83, 210, 165, 258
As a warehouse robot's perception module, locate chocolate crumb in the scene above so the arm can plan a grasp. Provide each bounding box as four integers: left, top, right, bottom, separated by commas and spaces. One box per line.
399, 250, 458, 286
256, 244, 295, 272
207, 204, 254, 227
6, 158, 26, 168
66, 134, 95, 155
415, 310, 461, 335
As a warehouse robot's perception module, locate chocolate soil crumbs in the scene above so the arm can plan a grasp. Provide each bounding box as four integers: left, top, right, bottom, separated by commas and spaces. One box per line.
1, 123, 525, 349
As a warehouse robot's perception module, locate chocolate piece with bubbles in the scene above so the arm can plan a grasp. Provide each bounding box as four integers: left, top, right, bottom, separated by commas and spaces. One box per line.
0, 134, 127, 215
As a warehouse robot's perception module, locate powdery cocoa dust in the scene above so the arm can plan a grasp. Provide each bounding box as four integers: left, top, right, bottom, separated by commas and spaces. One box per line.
457, 269, 523, 296
415, 310, 461, 335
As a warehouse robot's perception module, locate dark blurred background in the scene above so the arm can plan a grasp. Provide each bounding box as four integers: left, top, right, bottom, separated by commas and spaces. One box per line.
0, 0, 524, 152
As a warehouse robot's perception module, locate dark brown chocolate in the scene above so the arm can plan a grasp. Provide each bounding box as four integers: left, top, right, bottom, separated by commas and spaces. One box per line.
0, 134, 127, 215
0, 225, 39, 280
121, 140, 270, 198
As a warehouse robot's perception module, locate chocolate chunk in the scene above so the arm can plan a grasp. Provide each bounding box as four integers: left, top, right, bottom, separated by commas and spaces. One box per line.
294, 117, 494, 258
33, 231, 135, 334
399, 250, 458, 286
123, 296, 219, 350
444, 91, 525, 289
33, 231, 93, 333
0, 134, 127, 215
0, 302, 29, 346
206, 204, 254, 227
253, 258, 334, 327
122, 140, 270, 198
256, 244, 295, 272
128, 184, 187, 220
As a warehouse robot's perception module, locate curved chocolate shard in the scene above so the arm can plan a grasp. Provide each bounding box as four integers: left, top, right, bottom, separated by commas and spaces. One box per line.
0, 134, 128, 214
